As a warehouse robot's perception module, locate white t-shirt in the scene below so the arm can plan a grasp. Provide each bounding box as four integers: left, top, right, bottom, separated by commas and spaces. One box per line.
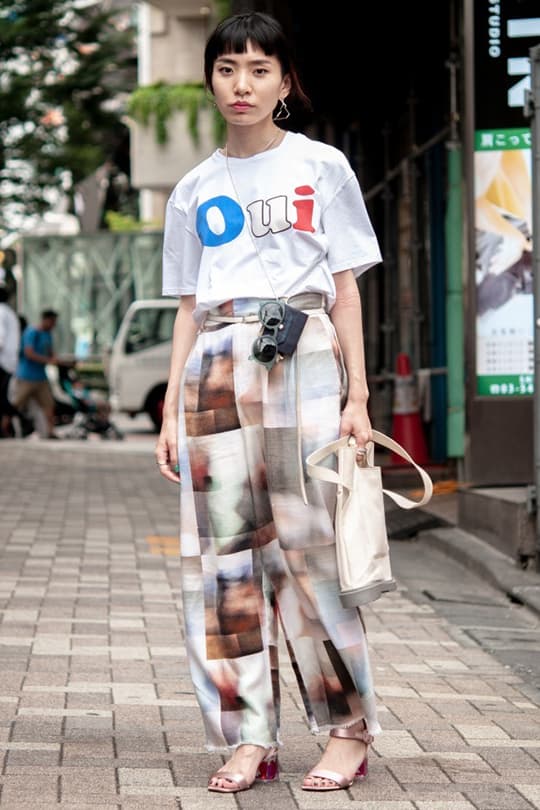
162, 131, 382, 322
0, 302, 20, 374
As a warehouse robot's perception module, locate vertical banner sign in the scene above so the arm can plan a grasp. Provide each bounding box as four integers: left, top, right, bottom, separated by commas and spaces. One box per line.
474, 2, 539, 396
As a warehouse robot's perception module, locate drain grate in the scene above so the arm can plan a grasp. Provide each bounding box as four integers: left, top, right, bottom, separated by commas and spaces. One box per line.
422, 589, 504, 607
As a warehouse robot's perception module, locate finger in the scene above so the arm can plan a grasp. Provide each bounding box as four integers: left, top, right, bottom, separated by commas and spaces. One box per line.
155, 437, 177, 465
355, 427, 373, 445
154, 442, 167, 465
157, 462, 181, 485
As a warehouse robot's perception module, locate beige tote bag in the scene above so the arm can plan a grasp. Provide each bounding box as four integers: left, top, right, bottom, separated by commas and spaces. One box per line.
305, 430, 433, 608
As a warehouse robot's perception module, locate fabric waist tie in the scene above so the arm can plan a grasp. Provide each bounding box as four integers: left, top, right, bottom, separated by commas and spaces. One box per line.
202, 293, 327, 327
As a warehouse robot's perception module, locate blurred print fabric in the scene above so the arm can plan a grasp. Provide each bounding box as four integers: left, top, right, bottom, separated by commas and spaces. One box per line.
177, 302, 380, 751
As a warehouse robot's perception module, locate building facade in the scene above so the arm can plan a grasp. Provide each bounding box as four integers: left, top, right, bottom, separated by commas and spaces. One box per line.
128, 0, 539, 487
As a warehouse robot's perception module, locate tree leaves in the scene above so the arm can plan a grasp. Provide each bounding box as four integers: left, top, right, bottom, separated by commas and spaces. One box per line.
0, 0, 136, 232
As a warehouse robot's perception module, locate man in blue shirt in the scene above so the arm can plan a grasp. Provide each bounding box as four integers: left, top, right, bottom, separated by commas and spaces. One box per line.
13, 309, 59, 439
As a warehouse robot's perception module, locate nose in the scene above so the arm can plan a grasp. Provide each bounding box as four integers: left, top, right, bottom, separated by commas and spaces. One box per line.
234, 70, 251, 95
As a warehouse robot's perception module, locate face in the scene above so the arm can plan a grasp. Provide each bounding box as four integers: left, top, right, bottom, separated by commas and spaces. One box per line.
42, 316, 57, 331
211, 40, 291, 128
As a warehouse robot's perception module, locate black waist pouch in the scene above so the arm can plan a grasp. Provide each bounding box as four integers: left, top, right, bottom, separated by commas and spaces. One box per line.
267, 303, 308, 356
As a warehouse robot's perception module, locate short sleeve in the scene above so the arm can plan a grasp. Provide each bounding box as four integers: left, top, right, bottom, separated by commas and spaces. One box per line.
22, 327, 36, 351
322, 174, 382, 277
161, 198, 203, 296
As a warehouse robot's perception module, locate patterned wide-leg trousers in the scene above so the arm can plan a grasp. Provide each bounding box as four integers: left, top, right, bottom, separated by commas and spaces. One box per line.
177, 299, 381, 751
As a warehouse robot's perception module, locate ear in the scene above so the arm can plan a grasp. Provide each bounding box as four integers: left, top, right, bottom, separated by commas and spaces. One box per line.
280, 73, 292, 98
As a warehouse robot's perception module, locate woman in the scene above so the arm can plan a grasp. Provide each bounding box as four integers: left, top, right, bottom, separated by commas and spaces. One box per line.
156, 10, 382, 794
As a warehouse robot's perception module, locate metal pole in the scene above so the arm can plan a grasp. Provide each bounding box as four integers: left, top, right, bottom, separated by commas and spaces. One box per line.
408, 94, 422, 371
525, 44, 540, 572
462, 0, 475, 484
445, 52, 465, 463
381, 124, 394, 376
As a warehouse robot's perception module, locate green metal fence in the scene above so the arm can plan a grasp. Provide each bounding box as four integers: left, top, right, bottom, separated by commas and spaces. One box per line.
19, 231, 165, 358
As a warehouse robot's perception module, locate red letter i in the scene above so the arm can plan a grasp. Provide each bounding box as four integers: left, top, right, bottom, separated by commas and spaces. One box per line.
293, 185, 315, 232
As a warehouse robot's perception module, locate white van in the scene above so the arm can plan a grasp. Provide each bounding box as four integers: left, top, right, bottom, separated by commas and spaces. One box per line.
105, 298, 177, 431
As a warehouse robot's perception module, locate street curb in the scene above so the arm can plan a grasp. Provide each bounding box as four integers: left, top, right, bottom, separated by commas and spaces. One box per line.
418, 526, 540, 618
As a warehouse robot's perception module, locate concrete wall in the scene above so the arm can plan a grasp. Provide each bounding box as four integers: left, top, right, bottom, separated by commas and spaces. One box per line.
149, 8, 208, 84
129, 2, 216, 224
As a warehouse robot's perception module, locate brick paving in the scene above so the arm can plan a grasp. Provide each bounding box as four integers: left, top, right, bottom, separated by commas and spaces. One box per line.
1, 439, 540, 809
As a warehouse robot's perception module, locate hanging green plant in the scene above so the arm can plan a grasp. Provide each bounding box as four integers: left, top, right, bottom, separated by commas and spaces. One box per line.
127, 81, 204, 146
126, 0, 230, 148
127, 81, 224, 147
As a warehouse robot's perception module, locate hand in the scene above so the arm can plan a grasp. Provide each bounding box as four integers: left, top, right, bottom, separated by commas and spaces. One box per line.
155, 418, 180, 484
55, 357, 75, 369
339, 398, 372, 451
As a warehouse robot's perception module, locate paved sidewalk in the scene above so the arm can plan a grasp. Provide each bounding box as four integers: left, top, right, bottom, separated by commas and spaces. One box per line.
1, 439, 540, 809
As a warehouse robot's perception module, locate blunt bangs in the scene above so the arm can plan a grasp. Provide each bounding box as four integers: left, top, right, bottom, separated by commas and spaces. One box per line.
204, 12, 290, 88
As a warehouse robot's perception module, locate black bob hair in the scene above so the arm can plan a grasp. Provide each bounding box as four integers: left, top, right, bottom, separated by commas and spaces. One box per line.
204, 11, 311, 113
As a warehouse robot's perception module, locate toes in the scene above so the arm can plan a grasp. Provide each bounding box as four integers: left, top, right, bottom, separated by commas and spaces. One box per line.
303, 776, 334, 788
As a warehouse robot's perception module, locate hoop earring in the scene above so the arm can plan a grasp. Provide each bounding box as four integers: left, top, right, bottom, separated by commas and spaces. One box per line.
273, 99, 290, 121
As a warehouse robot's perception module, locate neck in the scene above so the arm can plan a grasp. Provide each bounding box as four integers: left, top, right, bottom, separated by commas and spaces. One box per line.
224, 125, 283, 158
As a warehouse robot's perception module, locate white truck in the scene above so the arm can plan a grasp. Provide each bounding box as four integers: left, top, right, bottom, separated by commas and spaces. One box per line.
105, 298, 177, 431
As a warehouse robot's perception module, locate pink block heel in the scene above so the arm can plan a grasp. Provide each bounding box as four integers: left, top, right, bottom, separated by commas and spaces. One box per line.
302, 718, 373, 792
355, 754, 368, 781
256, 747, 279, 782
208, 746, 279, 793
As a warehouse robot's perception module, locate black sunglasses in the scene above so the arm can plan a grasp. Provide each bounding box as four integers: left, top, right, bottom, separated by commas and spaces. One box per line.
249, 300, 285, 370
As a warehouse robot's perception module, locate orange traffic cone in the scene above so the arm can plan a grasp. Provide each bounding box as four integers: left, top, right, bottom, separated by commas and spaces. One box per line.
391, 352, 429, 465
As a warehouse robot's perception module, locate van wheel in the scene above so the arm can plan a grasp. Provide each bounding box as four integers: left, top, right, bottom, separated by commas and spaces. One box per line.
147, 388, 166, 432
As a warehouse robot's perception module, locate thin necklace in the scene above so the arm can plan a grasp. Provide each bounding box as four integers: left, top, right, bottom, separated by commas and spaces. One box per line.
224, 133, 281, 301
223, 127, 283, 159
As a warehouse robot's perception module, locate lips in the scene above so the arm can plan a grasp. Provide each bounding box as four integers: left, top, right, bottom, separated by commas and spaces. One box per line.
231, 102, 252, 110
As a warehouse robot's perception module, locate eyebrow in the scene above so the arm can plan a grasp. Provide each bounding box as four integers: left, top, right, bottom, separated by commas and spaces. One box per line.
215, 56, 273, 66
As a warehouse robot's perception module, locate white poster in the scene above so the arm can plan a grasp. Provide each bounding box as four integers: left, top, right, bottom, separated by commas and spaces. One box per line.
475, 130, 533, 395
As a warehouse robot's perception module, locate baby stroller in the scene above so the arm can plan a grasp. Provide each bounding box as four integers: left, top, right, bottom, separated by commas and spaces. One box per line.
57, 365, 124, 440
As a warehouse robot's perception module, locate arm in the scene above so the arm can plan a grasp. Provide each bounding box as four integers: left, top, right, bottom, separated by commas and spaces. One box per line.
24, 345, 55, 365
23, 332, 56, 366
155, 295, 199, 483
329, 269, 372, 448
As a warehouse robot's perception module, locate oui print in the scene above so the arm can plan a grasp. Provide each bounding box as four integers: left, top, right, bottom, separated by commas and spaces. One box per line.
196, 185, 316, 247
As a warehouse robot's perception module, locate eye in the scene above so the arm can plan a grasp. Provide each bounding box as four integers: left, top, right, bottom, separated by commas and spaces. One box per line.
217, 66, 233, 75
254, 68, 269, 76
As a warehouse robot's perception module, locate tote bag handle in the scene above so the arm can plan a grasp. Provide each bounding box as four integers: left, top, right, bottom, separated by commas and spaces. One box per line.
305, 429, 433, 509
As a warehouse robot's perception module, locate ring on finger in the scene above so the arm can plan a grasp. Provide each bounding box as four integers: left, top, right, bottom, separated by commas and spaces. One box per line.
156, 461, 169, 467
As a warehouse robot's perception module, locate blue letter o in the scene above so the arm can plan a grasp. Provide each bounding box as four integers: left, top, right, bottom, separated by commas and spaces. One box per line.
196, 195, 244, 247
